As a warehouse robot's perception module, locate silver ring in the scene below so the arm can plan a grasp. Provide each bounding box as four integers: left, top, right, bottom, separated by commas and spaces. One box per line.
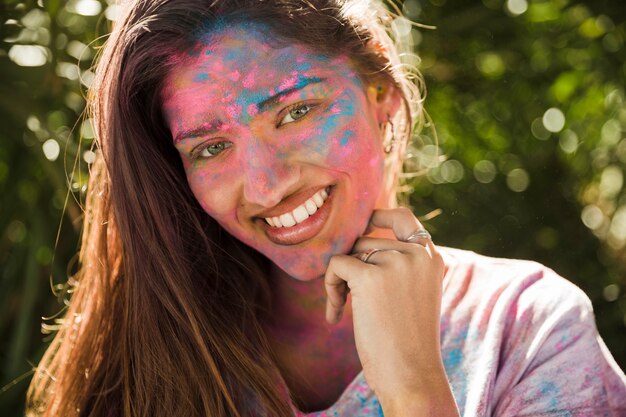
405, 229, 432, 243
359, 248, 384, 263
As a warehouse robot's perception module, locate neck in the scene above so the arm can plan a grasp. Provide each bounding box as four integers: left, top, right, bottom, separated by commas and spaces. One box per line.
264, 263, 354, 339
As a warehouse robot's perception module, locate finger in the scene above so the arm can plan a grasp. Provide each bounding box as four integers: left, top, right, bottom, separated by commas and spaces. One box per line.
356, 249, 403, 266
324, 255, 371, 324
352, 236, 425, 254
422, 235, 442, 260
368, 207, 424, 242
324, 279, 348, 325
405, 231, 432, 248
362, 218, 376, 235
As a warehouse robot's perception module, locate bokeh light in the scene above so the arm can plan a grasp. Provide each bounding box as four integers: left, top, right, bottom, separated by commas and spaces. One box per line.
42, 139, 60, 162
542, 107, 566, 133
505, 0, 528, 16
8, 45, 49, 67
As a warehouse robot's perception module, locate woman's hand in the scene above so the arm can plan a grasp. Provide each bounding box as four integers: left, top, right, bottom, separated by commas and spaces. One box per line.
324, 208, 459, 416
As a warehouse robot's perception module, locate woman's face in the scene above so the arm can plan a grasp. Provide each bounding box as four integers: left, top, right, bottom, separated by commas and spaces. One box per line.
162, 24, 394, 280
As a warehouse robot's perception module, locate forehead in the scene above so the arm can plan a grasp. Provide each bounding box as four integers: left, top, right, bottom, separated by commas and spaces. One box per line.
161, 23, 358, 104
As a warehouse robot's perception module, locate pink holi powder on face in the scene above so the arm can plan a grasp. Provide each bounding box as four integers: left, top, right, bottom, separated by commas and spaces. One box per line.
242, 72, 256, 88
163, 26, 387, 281
278, 72, 300, 90
228, 70, 241, 81
225, 103, 242, 119
247, 103, 259, 117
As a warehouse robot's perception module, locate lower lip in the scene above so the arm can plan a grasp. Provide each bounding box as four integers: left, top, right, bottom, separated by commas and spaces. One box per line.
260, 187, 334, 246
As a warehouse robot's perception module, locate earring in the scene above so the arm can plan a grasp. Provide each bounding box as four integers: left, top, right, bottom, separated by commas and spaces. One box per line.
383, 114, 395, 154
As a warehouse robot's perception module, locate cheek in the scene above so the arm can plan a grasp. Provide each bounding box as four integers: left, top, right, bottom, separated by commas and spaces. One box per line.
186, 167, 262, 246
298, 92, 381, 171
306, 114, 383, 180
185, 166, 238, 222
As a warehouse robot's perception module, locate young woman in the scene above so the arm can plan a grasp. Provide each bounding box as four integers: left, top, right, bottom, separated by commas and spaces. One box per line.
27, 0, 626, 416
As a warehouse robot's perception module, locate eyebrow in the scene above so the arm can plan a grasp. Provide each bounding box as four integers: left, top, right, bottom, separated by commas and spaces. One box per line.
257, 76, 324, 112
173, 76, 325, 144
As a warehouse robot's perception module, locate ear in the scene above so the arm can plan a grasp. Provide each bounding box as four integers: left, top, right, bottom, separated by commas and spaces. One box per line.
366, 80, 404, 124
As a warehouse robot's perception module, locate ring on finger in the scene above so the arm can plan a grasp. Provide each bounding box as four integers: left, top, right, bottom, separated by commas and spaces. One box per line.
359, 248, 385, 264
405, 228, 432, 243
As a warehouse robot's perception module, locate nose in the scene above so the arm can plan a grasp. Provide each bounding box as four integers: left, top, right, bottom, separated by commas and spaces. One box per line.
242, 140, 300, 208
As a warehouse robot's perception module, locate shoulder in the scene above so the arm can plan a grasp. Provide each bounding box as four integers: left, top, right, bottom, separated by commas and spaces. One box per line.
437, 245, 592, 320
436, 246, 626, 416
437, 245, 596, 361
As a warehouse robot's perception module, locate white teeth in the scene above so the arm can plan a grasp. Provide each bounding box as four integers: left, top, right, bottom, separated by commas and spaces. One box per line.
279, 213, 296, 227
305, 199, 318, 215
312, 193, 324, 208
264, 187, 330, 228
292, 206, 309, 223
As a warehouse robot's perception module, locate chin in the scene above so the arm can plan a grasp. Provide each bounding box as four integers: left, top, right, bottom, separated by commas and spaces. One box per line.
269, 255, 331, 282
285, 268, 326, 282
267, 233, 357, 282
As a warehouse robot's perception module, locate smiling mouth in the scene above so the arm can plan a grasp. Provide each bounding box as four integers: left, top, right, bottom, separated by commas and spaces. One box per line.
259, 186, 335, 246
264, 187, 330, 228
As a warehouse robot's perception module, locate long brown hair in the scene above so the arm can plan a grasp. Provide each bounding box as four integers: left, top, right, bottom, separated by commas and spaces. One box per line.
27, 1, 423, 416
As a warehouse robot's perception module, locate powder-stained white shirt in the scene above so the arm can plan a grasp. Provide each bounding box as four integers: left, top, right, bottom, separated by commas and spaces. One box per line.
295, 247, 626, 417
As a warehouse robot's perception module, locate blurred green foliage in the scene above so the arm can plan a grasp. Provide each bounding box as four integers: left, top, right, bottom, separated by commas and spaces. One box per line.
0, 0, 624, 415
404, 0, 626, 375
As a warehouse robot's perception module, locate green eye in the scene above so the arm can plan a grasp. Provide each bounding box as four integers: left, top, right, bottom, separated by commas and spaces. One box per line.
195, 141, 232, 159
281, 104, 311, 125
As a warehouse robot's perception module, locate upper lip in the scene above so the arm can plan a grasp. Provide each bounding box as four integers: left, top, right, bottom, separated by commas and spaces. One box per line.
254, 185, 331, 219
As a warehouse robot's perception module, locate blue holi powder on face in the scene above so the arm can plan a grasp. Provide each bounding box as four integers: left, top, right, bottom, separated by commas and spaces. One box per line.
321, 237, 347, 267
188, 20, 367, 132
187, 47, 201, 57
333, 90, 356, 117
302, 89, 357, 156
194, 72, 209, 82
274, 48, 319, 73
224, 49, 238, 63
339, 130, 354, 147
236, 74, 326, 124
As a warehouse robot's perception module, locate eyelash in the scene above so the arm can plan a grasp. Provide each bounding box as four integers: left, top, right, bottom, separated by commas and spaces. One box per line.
190, 141, 232, 160
277, 101, 318, 127
190, 100, 319, 160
